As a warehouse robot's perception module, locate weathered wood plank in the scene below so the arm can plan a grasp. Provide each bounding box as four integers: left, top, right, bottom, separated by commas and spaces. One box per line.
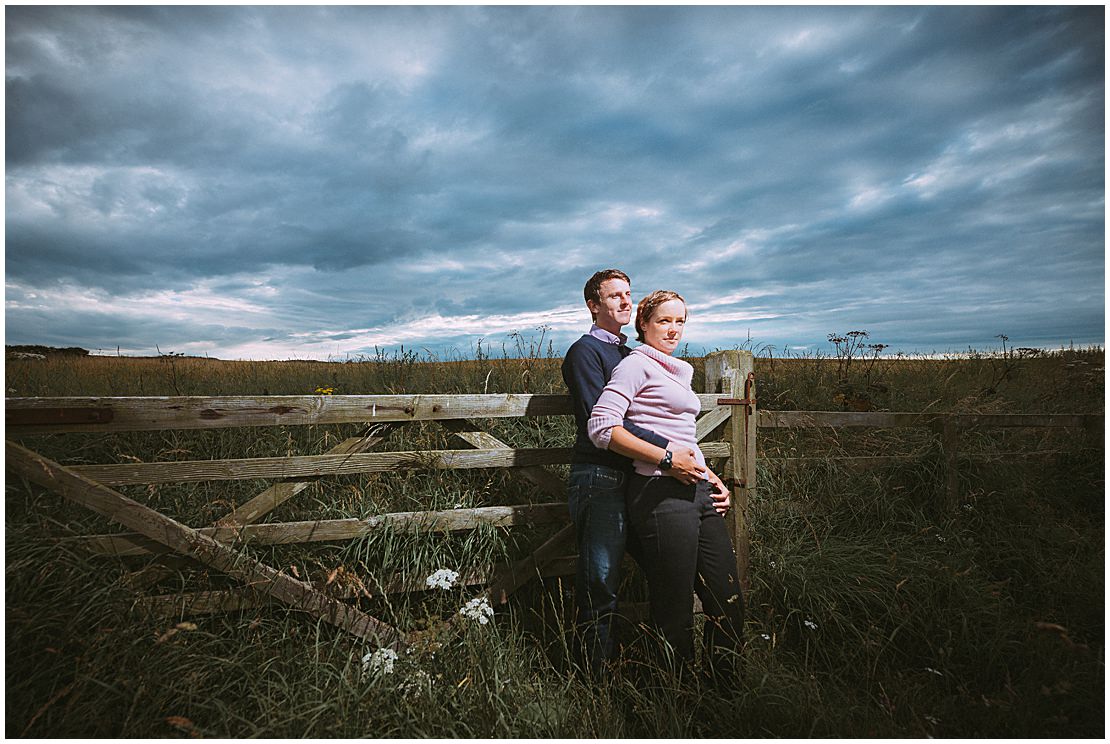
438, 419, 566, 499
69, 443, 730, 485
697, 441, 730, 459
71, 447, 574, 485
666, 448, 1079, 474
706, 350, 753, 591
75, 503, 570, 556
137, 557, 580, 618
5, 394, 565, 433
696, 405, 733, 443
6, 406, 114, 426
758, 411, 933, 428
7, 395, 1092, 435
125, 425, 400, 591
763, 452, 1074, 467
759, 411, 1102, 429
763, 455, 919, 467
215, 425, 399, 527
949, 413, 1102, 429
6, 394, 726, 433
6, 441, 407, 649
960, 449, 1073, 460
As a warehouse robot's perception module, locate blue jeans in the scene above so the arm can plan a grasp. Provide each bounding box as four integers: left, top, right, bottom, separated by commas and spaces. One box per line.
567, 463, 637, 673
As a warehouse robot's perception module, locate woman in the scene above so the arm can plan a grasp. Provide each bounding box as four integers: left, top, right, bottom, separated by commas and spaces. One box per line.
587, 289, 744, 681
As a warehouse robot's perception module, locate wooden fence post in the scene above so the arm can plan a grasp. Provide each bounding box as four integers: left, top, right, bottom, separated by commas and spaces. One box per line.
704, 350, 755, 591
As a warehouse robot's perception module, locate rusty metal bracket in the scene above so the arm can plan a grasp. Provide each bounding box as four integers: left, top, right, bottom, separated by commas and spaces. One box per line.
717, 372, 757, 410
716, 372, 756, 488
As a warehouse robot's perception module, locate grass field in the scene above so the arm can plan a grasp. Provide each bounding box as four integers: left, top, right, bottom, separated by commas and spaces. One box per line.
5, 341, 1104, 737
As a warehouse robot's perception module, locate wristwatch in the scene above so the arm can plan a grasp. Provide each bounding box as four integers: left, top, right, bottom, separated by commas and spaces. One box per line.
658, 449, 673, 471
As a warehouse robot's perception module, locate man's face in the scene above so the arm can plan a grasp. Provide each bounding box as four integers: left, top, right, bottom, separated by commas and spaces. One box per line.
588, 278, 633, 330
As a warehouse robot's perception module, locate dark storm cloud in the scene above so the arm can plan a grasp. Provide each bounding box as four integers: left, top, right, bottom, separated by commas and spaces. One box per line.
5, 5, 1103, 359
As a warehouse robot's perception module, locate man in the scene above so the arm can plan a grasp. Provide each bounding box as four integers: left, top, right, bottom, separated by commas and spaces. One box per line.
561, 268, 720, 674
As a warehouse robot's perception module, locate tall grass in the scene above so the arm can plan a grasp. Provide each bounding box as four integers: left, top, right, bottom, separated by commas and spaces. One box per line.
5, 341, 1104, 737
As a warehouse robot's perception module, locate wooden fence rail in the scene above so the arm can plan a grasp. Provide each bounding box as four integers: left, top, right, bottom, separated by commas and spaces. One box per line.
5, 392, 724, 434
760, 410, 1099, 430
65, 442, 731, 486
69, 503, 573, 557
6, 349, 1100, 646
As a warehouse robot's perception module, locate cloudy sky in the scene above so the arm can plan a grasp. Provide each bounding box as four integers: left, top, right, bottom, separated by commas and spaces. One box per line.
5, 5, 1105, 360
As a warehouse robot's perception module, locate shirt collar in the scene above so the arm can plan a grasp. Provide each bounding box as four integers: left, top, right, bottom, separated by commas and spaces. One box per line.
589, 323, 627, 346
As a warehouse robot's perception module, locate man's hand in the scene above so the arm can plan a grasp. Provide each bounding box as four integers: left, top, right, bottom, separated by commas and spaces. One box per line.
667, 447, 706, 485
706, 471, 731, 515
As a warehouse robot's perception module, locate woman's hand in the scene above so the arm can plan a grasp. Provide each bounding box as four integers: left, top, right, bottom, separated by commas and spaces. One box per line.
604, 428, 707, 482
706, 470, 731, 515
667, 447, 706, 485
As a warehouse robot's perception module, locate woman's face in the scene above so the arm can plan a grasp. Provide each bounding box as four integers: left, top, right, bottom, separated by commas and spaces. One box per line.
642, 298, 687, 355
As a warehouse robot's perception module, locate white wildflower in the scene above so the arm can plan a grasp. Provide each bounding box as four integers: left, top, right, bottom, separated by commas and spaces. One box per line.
769, 560, 777, 568
760, 633, 771, 641
803, 619, 818, 631
398, 669, 432, 694
924, 667, 943, 676
362, 647, 398, 676
936, 534, 946, 543
459, 596, 495, 625
962, 503, 973, 511
425, 568, 460, 590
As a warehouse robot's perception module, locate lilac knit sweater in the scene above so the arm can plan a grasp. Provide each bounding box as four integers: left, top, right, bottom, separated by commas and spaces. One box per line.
588, 343, 705, 477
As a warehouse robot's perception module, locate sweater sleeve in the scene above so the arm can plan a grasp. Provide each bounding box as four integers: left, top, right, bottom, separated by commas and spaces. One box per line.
562, 341, 605, 436
588, 358, 643, 450
563, 341, 667, 451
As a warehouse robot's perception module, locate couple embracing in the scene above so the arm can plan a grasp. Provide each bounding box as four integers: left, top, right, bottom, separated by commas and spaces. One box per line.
561, 268, 745, 684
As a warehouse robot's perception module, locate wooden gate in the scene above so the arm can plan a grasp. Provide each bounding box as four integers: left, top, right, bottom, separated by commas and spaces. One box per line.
4, 351, 754, 650
7, 348, 1096, 648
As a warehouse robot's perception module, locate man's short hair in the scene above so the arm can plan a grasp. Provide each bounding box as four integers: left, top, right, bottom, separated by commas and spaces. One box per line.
583, 269, 630, 307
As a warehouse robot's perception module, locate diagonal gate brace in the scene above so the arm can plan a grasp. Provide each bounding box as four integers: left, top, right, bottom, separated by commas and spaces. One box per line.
125, 423, 399, 591
6, 441, 407, 651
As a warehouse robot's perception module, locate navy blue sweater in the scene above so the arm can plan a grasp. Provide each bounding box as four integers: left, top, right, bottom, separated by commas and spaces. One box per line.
561, 333, 668, 469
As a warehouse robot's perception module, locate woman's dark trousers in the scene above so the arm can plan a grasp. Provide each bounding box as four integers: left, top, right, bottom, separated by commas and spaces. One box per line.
626, 474, 745, 680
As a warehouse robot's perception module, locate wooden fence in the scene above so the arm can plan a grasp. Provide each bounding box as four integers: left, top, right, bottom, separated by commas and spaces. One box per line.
5, 350, 1100, 651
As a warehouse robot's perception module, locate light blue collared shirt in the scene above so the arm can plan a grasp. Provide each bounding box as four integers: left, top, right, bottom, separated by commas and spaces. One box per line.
588, 323, 627, 346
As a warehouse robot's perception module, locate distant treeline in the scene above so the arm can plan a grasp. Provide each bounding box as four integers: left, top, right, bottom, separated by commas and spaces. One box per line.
6, 345, 90, 357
